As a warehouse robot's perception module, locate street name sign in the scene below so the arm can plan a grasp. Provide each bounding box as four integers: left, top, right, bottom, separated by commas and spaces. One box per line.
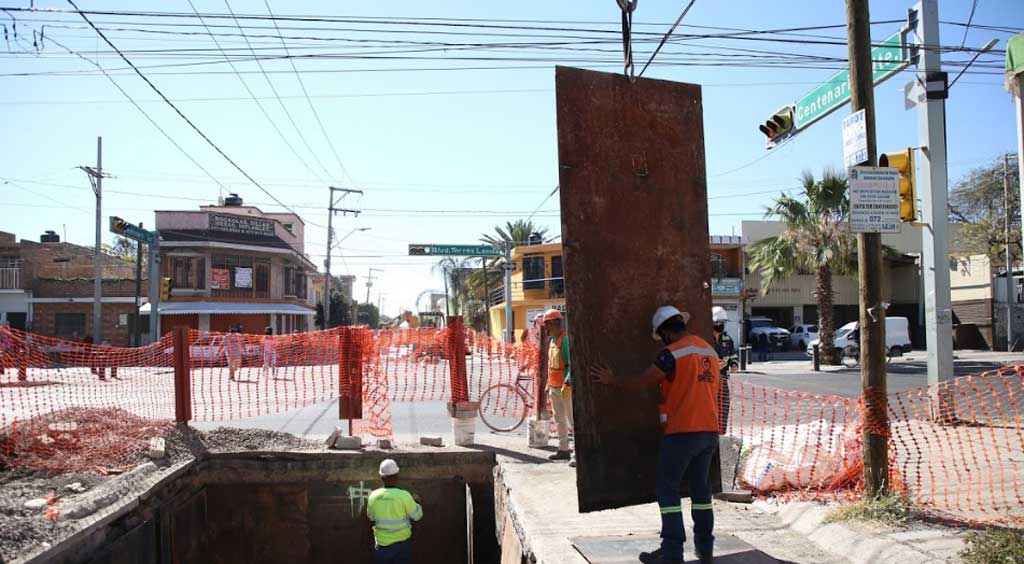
408, 244, 501, 257
793, 31, 908, 130
842, 109, 868, 168
109, 216, 158, 246
848, 166, 900, 233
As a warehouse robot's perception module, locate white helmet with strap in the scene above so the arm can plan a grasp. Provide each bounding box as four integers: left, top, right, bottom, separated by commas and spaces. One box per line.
712, 306, 730, 323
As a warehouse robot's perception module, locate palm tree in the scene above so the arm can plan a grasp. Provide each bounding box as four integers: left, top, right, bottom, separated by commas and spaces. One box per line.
748, 169, 856, 364
433, 257, 476, 316
480, 219, 548, 251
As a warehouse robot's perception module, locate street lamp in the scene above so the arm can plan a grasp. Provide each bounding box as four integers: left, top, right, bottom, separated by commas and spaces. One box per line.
323, 227, 371, 328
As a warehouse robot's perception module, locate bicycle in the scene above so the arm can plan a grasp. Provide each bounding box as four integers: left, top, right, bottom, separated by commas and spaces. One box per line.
840, 343, 898, 368
478, 369, 536, 433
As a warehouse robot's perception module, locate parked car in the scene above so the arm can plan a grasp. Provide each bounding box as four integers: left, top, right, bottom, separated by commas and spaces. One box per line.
806, 316, 912, 358
790, 324, 819, 350
747, 317, 790, 350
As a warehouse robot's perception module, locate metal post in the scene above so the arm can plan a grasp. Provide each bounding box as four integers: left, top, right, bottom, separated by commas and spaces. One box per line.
1017, 76, 1024, 276
812, 343, 820, 372
93, 136, 102, 343
134, 223, 143, 347
148, 243, 160, 342
1006, 154, 1015, 351
847, 0, 888, 496
914, 0, 954, 407
503, 242, 514, 343
324, 189, 334, 329
482, 257, 491, 334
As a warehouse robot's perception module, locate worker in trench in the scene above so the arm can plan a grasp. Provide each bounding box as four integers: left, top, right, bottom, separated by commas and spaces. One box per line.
711, 307, 738, 434
542, 308, 574, 462
366, 459, 424, 564
591, 306, 720, 564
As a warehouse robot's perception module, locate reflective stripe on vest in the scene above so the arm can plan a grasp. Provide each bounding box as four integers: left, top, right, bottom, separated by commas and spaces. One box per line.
658, 335, 721, 434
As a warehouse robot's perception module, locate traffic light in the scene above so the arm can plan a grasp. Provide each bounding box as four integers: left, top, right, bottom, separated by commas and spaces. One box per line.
880, 148, 916, 222
159, 277, 172, 302
110, 216, 129, 235
758, 106, 795, 143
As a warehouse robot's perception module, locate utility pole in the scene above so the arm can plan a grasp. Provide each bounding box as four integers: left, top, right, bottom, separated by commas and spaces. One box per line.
503, 242, 514, 343
1007, 154, 1017, 351
364, 267, 382, 314
134, 222, 143, 347
913, 0, 954, 412
846, 0, 888, 496
323, 187, 361, 328
79, 137, 109, 344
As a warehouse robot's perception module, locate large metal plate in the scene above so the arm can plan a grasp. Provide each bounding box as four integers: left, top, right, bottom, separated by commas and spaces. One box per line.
571, 534, 782, 563
555, 66, 718, 512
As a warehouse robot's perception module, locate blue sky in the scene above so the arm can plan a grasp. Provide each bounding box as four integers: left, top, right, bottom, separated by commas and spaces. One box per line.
0, 0, 1020, 315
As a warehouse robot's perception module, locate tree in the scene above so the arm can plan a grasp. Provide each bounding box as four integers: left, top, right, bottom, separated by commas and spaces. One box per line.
315, 290, 354, 328
950, 154, 1020, 266
433, 257, 476, 316
480, 219, 548, 250
748, 169, 856, 364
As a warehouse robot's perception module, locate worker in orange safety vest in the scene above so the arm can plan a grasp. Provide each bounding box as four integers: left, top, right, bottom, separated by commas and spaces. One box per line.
542, 308, 573, 462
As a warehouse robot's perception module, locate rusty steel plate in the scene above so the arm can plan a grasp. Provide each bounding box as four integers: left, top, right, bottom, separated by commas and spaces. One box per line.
555, 66, 720, 512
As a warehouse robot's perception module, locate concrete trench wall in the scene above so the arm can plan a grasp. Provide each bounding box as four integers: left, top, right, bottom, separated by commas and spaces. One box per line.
39, 451, 498, 564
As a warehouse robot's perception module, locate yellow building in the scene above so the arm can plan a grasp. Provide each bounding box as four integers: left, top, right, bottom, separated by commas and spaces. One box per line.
488, 237, 746, 343
488, 242, 564, 343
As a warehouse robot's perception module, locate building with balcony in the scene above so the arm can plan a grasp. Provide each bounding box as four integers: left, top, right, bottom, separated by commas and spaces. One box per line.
487, 237, 746, 343
142, 196, 317, 335
0, 230, 144, 344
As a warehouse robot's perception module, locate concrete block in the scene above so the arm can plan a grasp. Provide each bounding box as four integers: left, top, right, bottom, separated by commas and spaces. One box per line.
714, 490, 753, 504
147, 437, 166, 460
376, 439, 393, 450
420, 436, 444, 447
331, 435, 363, 450
24, 498, 48, 509
48, 421, 78, 434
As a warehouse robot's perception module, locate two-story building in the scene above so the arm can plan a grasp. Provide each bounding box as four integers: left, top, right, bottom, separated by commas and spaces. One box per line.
143, 195, 317, 335
487, 236, 746, 343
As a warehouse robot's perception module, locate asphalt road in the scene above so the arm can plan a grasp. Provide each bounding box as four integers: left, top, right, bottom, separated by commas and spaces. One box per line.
734, 352, 1023, 398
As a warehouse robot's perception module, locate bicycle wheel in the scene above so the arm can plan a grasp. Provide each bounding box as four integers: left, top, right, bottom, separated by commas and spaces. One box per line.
841, 346, 859, 368
478, 383, 528, 433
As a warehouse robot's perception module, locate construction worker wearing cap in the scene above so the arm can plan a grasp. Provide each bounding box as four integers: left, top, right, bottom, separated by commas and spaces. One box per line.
542, 308, 574, 461
591, 305, 720, 564
712, 307, 738, 434
367, 459, 424, 564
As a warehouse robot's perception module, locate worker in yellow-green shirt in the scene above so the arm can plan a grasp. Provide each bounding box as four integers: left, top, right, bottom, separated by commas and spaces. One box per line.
367, 459, 423, 564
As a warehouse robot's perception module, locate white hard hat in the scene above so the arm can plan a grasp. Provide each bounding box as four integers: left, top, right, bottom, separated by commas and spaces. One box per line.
379, 459, 400, 477
712, 306, 730, 323
651, 306, 691, 340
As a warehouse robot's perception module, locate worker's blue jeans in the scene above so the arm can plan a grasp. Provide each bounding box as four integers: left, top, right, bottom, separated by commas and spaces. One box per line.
656, 431, 718, 559
373, 540, 411, 564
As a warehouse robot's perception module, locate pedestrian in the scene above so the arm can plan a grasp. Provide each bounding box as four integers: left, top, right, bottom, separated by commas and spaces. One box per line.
223, 326, 243, 381
712, 307, 738, 434
261, 326, 277, 379
367, 458, 424, 564
590, 305, 720, 564
542, 309, 573, 462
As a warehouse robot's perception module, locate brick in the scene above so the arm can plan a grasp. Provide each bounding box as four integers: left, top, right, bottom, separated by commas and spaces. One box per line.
376, 439, 393, 450
419, 436, 444, 447
147, 437, 166, 459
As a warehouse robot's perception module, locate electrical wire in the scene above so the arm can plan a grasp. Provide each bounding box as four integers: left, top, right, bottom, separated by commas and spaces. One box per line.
638, 0, 698, 77
961, 0, 980, 48
64, 0, 310, 225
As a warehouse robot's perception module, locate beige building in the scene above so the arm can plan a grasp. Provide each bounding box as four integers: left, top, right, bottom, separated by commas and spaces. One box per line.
142, 195, 317, 335
950, 254, 1024, 350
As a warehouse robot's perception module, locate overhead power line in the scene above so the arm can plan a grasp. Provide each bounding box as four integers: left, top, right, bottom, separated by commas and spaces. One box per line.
639, 0, 698, 77
64, 0, 305, 222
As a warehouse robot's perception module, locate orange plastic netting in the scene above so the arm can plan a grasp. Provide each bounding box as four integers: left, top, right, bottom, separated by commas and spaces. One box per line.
1, 324, 1021, 525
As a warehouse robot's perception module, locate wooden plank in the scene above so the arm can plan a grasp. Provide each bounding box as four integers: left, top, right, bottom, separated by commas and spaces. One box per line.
555, 66, 720, 512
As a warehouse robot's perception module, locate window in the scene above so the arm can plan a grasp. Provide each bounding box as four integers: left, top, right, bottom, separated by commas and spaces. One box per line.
295, 271, 307, 299
282, 223, 294, 235
168, 256, 205, 289
284, 267, 296, 296
710, 253, 727, 278
523, 255, 545, 290
211, 255, 271, 294
55, 313, 86, 338
550, 255, 565, 296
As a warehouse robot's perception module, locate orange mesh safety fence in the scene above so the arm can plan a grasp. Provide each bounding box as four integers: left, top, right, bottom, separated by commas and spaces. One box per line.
0, 327, 176, 472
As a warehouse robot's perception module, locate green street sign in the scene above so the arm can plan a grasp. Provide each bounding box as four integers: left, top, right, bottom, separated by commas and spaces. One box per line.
109, 216, 158, 246
793, 31, 908, 130
408, 244, 500, 257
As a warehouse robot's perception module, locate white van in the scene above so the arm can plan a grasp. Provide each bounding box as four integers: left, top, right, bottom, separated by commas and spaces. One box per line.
806, 316, 912, 357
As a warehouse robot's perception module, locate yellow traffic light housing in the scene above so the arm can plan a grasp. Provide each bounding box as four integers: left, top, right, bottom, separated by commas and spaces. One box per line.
159, 277, 172, 302
759, 106, 795, 144
880, 148, 916, 222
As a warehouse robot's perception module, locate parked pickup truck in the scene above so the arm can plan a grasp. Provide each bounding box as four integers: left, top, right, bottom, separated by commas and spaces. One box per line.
747, 317, 791, 350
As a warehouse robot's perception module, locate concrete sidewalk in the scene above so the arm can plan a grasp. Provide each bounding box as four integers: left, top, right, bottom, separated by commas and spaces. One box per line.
489, 436, 966, 564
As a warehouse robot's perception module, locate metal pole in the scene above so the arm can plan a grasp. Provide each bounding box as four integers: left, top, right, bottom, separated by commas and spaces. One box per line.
915, 0, 954, 410
148, 242, 160, 343
483, 257, 492, 334
1006, 154, 1015, 351
134, 222, 143, 347
503, 242, 513, 343
847, 0, 888, 496
324, 189, 334, 329
93, 136, 103, 343
1017, 76, 1024, 281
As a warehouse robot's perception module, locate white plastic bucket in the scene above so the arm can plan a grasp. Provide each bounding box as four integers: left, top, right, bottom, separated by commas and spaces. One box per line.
452, 416, 476, 446
527, 418, 549, 448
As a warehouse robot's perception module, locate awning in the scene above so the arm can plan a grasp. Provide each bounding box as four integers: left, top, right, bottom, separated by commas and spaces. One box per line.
139, 301, 315, 315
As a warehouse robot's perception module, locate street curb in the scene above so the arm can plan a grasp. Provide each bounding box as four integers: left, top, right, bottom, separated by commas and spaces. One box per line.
755, 500, 965, 564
